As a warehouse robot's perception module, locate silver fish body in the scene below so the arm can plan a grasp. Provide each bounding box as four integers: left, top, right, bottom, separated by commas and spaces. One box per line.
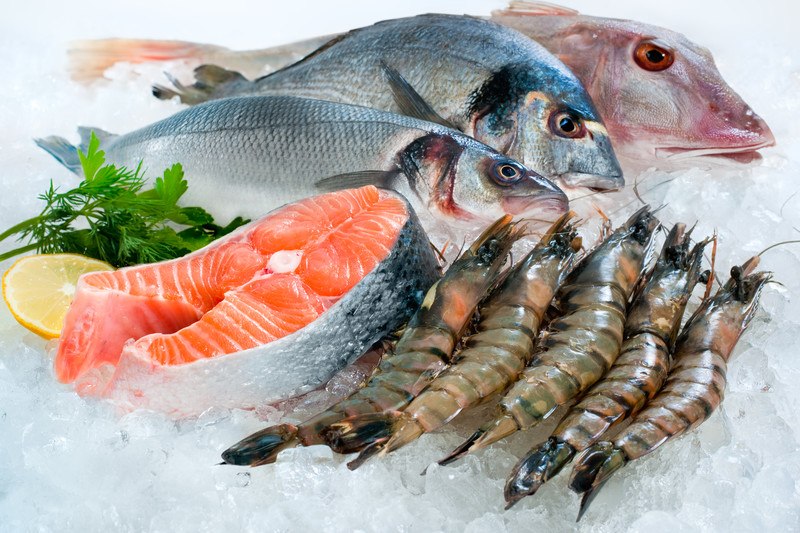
36, 95, 567, 224
154, 14, 623, 190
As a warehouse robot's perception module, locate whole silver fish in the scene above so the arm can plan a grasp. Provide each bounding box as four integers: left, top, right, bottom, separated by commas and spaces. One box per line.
152, 14, 623, 190
35, 95, 568, 225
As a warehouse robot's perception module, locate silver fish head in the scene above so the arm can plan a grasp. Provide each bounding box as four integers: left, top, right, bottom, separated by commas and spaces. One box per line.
495, 10, 775, 161
401, 133, 568, 222
468, 63, 623, 191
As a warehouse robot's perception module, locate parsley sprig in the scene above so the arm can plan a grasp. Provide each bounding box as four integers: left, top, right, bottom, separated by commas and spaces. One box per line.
0, 132, 248, 267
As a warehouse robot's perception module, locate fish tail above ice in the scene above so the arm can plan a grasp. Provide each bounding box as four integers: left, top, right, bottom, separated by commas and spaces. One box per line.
67, 36, 333, 83
35, 127, 118, 175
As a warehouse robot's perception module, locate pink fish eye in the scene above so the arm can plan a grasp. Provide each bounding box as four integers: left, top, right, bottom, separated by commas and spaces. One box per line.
634, 40, 675, 71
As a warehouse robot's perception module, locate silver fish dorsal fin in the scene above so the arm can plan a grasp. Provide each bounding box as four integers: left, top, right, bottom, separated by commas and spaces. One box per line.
494, 1, 579, 17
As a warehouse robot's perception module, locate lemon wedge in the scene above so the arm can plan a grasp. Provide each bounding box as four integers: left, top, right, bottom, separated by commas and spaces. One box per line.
2, 254, 114, 339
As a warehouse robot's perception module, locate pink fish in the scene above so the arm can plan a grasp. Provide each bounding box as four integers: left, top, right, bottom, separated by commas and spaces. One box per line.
492, 2, 775, 161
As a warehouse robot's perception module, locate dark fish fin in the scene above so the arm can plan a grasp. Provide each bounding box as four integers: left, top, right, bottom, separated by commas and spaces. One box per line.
314, 170, 397, 192
152, 64, 250, 104
34, 136, 82, 174
220, 423, 299, 467
380, 61, 459, 130
267, 32, 353, 76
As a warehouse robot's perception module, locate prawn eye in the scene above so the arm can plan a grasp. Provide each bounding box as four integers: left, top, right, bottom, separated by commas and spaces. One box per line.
491, 161, 525, 185
634, 40, 675, 71
549, 111, 586, 139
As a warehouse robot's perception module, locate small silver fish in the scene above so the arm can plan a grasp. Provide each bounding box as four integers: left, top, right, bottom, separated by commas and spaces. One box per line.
35, 95, 568, 225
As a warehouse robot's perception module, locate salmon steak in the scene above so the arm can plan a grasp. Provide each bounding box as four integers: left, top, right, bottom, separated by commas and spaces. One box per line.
55, 186, 439, 416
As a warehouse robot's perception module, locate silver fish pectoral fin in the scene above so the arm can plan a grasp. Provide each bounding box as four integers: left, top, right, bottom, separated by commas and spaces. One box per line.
314, 170, 400, 192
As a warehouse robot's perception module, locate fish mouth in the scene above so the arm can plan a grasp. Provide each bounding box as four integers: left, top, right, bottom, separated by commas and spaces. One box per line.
502, 192, 569, 219
654, 138, 776, 161
558, 172, 624, 191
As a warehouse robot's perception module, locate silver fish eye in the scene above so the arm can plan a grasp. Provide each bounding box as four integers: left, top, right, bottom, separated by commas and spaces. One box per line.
550, 111, 586, 139
492, 161, 525, 185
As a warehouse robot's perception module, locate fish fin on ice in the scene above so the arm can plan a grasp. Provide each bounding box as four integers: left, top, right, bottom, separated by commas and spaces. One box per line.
152, 64, 250, 105
77, 126, 118, 149
315, 170, 397, 192
34, 136, 82, 174
494, 2, 579, 17
380, 61, 458, 130
35, 126, 119, 175
67, 38, 230, 83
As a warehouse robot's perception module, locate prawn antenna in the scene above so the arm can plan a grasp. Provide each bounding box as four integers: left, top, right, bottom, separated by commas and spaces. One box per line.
757, 239, 800, 257
703, 231, 719, 300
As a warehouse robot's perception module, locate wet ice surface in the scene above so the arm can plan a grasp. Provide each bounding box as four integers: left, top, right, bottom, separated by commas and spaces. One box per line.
1, 0, 799, 531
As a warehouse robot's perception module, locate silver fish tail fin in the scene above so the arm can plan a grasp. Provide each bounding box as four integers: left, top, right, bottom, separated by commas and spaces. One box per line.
35, 126, 119, 175
34, 136, 82, 174
152, 64, 251, 105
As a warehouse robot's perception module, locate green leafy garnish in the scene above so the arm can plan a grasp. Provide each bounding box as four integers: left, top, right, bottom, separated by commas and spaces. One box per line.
0, 132, 249, 267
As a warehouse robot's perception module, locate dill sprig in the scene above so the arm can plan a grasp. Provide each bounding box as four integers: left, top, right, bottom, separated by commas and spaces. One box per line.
0, 132, 248, 267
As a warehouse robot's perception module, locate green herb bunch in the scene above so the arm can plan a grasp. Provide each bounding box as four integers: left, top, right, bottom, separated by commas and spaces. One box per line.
0, 133, 248, 267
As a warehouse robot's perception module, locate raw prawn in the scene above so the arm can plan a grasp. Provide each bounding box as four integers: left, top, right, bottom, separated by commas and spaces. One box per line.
439, 206, 659, 465
221, 215, 522, 466
326, 212, 580, 467
569, 257, 771, 520
504, 224, 709, 507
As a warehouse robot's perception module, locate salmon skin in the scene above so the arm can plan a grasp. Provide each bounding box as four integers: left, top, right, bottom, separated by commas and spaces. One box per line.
35, 95, 568, 225
55, 186, 440, 417
149, 14, 623, 190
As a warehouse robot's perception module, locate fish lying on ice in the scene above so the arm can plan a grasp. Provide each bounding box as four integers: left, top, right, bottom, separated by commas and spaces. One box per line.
35, 95, 568, 225
70, 5, 773, 163
492, 2, 775, 161
55, 186, 439, 417
150, 14, 624, 189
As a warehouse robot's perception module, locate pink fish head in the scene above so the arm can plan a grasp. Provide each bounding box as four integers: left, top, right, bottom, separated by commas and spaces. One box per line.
493, 4, 776, 161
